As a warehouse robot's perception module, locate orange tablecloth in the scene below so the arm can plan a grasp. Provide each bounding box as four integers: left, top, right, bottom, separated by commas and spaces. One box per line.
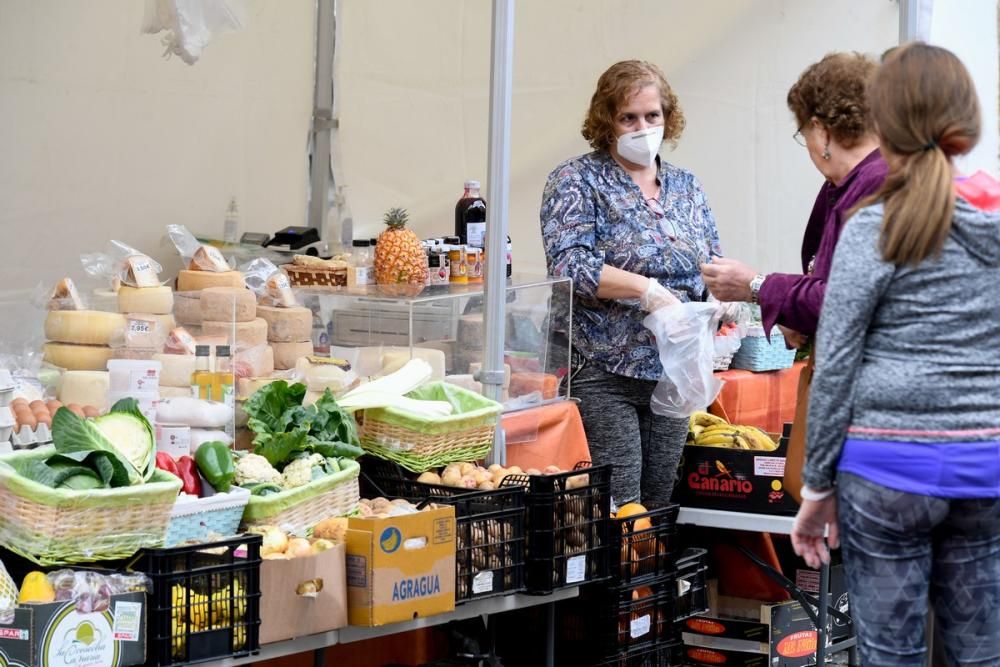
710, 361, 806, 433
503, 400, 591, 471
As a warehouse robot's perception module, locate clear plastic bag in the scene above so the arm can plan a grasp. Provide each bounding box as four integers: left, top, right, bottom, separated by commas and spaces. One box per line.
643, 302, 724, 418
166, 224, 232, 272
80, 240, 163, 289
241, 258, 297, 307
142, 0, 247, 65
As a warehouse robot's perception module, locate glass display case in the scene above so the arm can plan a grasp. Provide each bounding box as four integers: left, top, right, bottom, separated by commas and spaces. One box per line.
293, 274, 573, 408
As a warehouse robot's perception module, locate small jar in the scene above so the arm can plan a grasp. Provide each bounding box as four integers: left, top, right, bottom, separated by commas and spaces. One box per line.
448, 246, 468, 284
429, 251, 451, 286
466, 248, 483, 283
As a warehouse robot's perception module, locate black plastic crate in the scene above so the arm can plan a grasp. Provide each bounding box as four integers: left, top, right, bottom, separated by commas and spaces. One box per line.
612, 504, 680, 585
502, 461, 612, 593
129, 534, 262, 666
673, 548, 709, 622
591, 639, 684, 667
362, 473, 526, 604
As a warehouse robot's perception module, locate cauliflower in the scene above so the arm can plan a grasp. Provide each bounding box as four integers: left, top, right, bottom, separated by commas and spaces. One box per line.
234, 453, 282, 486
281, 453, 327, 489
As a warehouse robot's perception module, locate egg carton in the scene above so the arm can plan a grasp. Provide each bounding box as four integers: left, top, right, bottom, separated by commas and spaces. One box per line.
0, 370, 13, 408
8, 421, 53, 449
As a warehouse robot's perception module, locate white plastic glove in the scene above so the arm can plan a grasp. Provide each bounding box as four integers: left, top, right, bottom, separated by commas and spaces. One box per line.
639, 277, 680, 312
713, 299, 752, 328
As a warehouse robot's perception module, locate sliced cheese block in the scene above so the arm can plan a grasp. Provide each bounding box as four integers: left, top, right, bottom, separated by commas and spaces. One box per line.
201, 318, 268, 349
58, 371, 110, 412
295, 356, 355, 393
235, 345, 274, 378
200, 287, 257, 323
45, 310, 127, 346
271, 340, 314, 370
381, 347, 446, 381
117, 285, 174, 315
177, 269, 245, 292
159, 386, 194, 398
236, 376, 281, 401
154, 353, 197, 388
43, 343, 114, 371
256, 305, 312, 343
174, 292, 202, 326
48, 278, 84, 311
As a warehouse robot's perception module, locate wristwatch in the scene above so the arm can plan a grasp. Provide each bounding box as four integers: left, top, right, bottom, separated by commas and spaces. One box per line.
749, 274, 766, 304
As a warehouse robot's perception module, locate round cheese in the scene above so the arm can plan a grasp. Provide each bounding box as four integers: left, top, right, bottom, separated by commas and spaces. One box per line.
201, 318, 268, 349
174, 292, 202, 326
177, 270, 245, 292
200, 287, 256, 323
271, 340, 314, 370
44, 310, 126, 345
117, 285, 174, 315
58, 371, 110, 412
153, 353, 198, 388
43, 343, 114, 371
256, 305, 313, 343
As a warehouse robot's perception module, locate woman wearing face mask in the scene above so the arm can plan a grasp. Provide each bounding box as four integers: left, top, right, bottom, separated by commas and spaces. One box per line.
540, 60, 721, 505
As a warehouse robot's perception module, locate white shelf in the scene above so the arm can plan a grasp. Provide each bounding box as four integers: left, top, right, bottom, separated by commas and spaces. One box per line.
201, 587, 580, 666
677, 507, 795, 535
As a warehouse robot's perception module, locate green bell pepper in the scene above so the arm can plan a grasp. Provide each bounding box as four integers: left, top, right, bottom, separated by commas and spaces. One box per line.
194, 441, 236, 492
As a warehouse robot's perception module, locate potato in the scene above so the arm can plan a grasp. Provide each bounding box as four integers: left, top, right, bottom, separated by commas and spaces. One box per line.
441, 470, 463, 487
443, 463, 462, 478
525, 468, 541, 476
313, 517, 348, 542
543, 465, 562, 474
507, 466, 523, 475
473, 470, 490, 485
417, 471, 442, 485
477, 480, 496, 491
566, 473, 590, 490
487, 463, 504, 474
459, 462, 477, 476
459, 475, 478, 489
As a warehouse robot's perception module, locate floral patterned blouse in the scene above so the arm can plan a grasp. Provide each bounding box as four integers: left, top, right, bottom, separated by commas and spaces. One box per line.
540, 151, 721, 381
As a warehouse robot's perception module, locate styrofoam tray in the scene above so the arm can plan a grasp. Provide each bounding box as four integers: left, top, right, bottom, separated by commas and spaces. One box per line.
9, 421, 52, 449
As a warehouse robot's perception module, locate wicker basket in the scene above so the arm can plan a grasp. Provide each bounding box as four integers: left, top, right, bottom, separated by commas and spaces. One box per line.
359, 382, 503, 473
282, 263, 347, 288
730, 325, 796, 371
164, 486, 251, 547
0, 446, 183, 566
240, 459, 360, 534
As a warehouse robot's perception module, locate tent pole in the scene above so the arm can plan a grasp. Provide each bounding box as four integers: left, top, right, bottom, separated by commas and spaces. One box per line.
308, 0, 336, 234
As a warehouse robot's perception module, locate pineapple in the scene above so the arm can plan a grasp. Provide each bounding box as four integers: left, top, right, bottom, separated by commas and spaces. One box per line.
374, 207, 428, 288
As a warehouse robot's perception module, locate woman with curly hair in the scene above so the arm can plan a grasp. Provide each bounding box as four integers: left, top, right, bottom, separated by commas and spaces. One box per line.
539, 60, 722, 505
702, 51, 886, 345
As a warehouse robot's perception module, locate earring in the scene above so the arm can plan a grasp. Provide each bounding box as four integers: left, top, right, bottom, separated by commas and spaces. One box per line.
822, 146, 831, 160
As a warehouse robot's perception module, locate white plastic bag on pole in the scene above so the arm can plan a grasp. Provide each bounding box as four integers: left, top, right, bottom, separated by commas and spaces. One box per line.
142, 0, 247, 65
643, 302, 724, 418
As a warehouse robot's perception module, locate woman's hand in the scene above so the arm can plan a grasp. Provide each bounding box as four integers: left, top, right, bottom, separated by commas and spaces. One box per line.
701, 258, 758, 302
779, 325, 808, 350
639, 277, 680, 312
791, 495, 839, 569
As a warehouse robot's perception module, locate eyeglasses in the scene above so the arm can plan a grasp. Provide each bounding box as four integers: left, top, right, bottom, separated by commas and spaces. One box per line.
645, 197, 678, 241
793, 125, 807, 147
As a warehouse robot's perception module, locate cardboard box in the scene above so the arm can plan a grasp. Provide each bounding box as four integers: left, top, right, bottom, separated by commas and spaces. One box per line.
345, 506, 456, 626
681, 580, 845, 667
672, 424, 798, 515
258, 542, 347, 644
0, 592, 146, 667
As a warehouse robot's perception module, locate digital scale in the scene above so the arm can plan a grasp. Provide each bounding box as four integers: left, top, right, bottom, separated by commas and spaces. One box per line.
246, 226, 326, 256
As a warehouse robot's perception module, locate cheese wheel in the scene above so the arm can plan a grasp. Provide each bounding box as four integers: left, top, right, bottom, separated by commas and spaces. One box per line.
256, 305, 313, 343
43, 343, 114, 371
271, 341, 314, 370
118, 313, 175, 350
154, 353, 197, 388
236, 376, 281, 400
177, 270, 245, 292
201, 318, 268, 349
159, 386, 193, 398
44, 310, 126, 346
200, 287, 257, 323
117, 285, 174, 315
174, 292, 202, 326
58, 371, 110, 412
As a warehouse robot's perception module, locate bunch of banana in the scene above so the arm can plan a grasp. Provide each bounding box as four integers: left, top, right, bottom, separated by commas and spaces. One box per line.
687, 411, 777, 451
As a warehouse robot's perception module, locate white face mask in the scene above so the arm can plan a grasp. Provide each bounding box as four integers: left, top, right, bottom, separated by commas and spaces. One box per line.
616, 126, 664, 167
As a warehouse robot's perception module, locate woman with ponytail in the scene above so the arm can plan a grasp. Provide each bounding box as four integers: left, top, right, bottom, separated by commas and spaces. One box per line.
792, 43, 1000, 666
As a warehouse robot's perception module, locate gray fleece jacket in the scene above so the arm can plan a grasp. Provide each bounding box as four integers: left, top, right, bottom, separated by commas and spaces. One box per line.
803, 197, 1000, 490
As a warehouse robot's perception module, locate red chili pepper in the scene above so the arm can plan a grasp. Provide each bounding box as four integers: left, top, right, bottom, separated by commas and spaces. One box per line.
155, 451, 180, 477
176, 455, 203, 496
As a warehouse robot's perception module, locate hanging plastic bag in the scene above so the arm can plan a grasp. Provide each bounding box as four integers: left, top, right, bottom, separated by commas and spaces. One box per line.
141, 0, 247, 65
166, 224, 232, 272
80, 240, 163, 290
644, 302, 724, 418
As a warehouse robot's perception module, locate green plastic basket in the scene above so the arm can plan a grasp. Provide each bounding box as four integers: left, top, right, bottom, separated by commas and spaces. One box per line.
0, 446, 183, 565
360, 382, 503, 473
240, 459, 360, 534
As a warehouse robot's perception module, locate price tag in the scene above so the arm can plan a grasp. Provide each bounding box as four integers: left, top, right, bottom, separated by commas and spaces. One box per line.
127, 254, 160, 287
566, 555, 587, 584
629, 614, 651, 639
128, 319, 152, 335
112, 601, 143, 641
472, 571, 494, 595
